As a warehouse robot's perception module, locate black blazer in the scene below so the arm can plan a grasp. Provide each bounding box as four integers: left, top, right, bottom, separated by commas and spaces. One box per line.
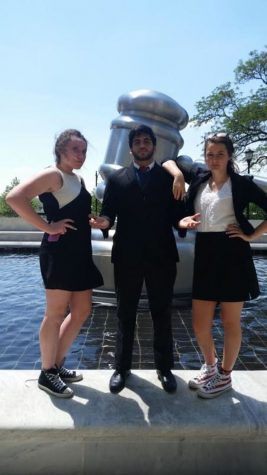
101, 162, 186, 265
176, 161, 267, 235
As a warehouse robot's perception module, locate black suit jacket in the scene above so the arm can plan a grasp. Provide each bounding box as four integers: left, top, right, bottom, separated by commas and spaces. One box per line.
176, 161, 267, 235
101, 162, 186, 265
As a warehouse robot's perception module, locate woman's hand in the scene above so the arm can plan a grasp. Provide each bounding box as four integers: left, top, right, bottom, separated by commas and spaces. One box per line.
173, 174, 186, 200
49, 219, 77, 235
89, 215, 110, 230
178, 213, 201, 229
226, 224, 252, 242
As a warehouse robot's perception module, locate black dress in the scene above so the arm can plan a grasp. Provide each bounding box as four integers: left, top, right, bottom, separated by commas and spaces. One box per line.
39, 185, 103, 291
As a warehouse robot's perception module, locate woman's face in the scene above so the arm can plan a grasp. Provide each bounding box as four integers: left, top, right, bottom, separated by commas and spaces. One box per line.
60, 136, 87, 170
205, 142, 230, 173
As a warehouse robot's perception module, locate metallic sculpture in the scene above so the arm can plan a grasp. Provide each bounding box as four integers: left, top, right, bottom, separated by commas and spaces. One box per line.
96, 89, 188, 197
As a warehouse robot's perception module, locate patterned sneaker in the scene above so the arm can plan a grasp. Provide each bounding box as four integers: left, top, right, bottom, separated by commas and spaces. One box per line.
38, 368, 74, 398
188, 359, 218, 389
57, 365, 83, 383
197, 372, 232, 399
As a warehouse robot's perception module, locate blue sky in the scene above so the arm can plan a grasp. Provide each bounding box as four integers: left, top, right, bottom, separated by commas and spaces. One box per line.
0, 0, 266, 192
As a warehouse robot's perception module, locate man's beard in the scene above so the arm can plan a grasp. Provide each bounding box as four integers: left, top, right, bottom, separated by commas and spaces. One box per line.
132, 149, 154, 162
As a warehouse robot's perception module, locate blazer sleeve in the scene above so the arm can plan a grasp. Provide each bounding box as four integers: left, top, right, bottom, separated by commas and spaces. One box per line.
161, 156, 205, 184
100, 176, 119, 238
247, 177, 267, 212
170, 198, 187, 238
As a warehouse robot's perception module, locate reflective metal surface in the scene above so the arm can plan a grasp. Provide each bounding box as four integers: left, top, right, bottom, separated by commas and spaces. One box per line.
96, 89, 188, 196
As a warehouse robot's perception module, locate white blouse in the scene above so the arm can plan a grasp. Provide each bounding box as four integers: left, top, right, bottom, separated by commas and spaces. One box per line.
194, 178, 238, 232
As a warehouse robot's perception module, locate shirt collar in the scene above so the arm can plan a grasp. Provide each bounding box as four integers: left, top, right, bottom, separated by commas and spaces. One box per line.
133, 161, 155, 171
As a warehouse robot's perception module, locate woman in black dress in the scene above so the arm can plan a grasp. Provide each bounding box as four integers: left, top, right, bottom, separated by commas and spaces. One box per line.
163, 133, 267, 398
6, 129, 103, 398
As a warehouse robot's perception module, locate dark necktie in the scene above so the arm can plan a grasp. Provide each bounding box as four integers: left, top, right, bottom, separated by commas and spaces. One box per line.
137, 166, 150, 187
139, 166, 150, 173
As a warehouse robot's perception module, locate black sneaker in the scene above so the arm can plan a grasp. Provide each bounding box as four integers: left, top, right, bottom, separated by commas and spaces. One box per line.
56, 365, 83, 383
38, 368, 74, 398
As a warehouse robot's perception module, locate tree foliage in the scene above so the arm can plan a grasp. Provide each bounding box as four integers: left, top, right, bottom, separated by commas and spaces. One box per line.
191, 47, 267, 171
91, 191, 102, 215
0, 177, 41, 216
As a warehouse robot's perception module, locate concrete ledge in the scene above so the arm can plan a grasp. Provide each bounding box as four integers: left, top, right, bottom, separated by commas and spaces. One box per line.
0, 231, 42, 241
1, 370, 267, 474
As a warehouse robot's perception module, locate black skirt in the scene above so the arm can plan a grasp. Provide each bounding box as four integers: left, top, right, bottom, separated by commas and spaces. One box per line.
39, 232, 104, 292
192, 232, 260, 302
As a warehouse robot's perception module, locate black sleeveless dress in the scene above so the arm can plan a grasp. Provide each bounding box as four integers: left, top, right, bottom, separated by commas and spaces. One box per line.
39, 186, 103, 291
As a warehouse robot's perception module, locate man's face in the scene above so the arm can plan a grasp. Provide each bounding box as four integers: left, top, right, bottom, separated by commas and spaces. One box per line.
130, 133, 155, 163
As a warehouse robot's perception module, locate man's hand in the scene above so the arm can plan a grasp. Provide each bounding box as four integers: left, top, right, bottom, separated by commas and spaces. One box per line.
178, 213, 201, 229
89, 215, 110, 230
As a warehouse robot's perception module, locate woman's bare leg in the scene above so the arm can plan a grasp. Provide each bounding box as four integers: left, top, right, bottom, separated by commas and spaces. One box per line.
220, 301, 243, 371
39, 289, 71, 369
55, 289, 92, 366
192, 299, 217, 365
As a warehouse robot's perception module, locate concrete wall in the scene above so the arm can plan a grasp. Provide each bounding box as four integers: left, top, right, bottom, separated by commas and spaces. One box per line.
0, 217, 39, 231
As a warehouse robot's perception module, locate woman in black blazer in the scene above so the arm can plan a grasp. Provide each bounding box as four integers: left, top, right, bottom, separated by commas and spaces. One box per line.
163, 133, 267, 399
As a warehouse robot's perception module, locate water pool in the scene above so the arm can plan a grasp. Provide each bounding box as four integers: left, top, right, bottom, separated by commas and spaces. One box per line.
0, 251, 266, 370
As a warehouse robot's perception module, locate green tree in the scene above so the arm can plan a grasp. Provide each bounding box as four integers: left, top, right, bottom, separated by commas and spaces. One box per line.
191, 47, 267, 171
0, 177, 41, 216
249, 202, 267, 220
91, 190, 102, 215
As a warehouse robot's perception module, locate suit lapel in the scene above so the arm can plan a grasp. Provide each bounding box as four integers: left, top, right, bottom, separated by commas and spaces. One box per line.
126, 163, 137, 182
126, 163, 144, 193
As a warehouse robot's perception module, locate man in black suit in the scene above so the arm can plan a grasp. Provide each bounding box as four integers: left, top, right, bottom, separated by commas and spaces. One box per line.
90, 125, 199, 393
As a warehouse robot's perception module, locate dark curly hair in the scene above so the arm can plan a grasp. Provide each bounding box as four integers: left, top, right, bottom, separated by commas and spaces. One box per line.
128, 125, 156, 149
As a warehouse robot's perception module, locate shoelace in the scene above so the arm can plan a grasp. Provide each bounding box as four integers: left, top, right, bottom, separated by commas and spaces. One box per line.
204, 373, 230, 389
204, 373, 221, 388
46, 372, 66, 391
196, 360, 218, 378
59, 367, 75, 378
195, 364, 212, 379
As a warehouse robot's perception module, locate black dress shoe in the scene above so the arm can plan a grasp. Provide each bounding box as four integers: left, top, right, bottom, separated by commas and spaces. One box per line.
109, 370, 130, 394
157, 370, 177, 393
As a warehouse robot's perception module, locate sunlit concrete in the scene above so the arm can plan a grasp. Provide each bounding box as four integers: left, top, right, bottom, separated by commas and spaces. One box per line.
1, 370, 267, 475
